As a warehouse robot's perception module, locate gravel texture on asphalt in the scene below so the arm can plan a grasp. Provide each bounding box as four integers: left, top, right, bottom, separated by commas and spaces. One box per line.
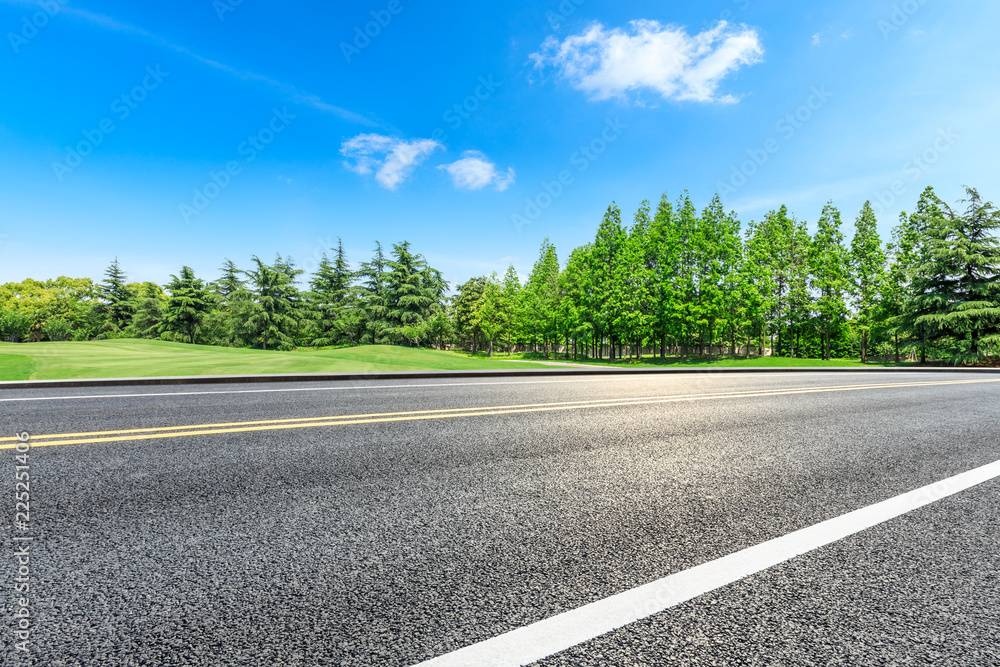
537, 478, 1000, 666
1, 372, 997, 665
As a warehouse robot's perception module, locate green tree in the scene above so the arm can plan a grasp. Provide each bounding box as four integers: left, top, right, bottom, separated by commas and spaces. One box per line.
163, 267, 211, 343
452, 276, 489, 352
386, 241, 436, 343
558, 246, 595, 359
100, 258, 136, 331
129, 282, 167, 339
43, 317, 73, 342
357, 242, 392, 344
850, 201, 886, 363
475, 273, 504, 357
310, 239, 355, 346
524, 239, 560, 356
242, 256, 301, 350
909, 187, 1000, 361
591, 204, 627, 359
0, 310, 32, 342
810, 202, 851, 360
614, 202, 655, 359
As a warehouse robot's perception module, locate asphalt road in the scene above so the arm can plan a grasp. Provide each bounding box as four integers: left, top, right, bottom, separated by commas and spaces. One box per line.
2, 371, 999, 665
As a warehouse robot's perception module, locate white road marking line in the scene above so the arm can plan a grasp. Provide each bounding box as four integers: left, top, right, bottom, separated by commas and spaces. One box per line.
414, 459, 1000, 667
0, 372, 945, 403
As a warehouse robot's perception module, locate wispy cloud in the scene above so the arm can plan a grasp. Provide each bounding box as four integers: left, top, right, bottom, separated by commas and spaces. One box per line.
530, 20, 763, 104
341, 134, 442, 190
439, 151, 516, 191
0, 2, 375, 126
811, 33, 822, 46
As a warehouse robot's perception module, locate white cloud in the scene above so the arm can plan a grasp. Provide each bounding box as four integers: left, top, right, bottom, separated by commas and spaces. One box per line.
812, 33, 822, 46
340, 134, 441, 190
439, 151, 516, 191
530, 20, 763, 104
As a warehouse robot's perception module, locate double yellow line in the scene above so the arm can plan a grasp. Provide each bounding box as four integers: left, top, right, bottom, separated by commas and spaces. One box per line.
2, 378, 996, 450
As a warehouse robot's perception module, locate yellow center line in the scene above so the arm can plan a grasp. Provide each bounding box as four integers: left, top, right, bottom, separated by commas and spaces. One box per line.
0, 378, 981, 443
3, 378, 997, 450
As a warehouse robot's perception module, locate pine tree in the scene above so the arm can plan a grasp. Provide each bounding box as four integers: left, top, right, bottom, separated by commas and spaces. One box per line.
310, 239, 355, 346
524, 239, 560, 357
501, 265, 523, 354
100, 258, 135, 330
647, 193, 677, 358
475, 273, 504, 357
694, 195, 742, 359
357, 242, 391, 344
386, 241, 435, 344
850, 201, 886, 363
559, 245, 596, 359
810, 202, 851, 360
886, 189, 940, 362
452, 276, 488, 352
163, 266, 211, 344
592, 204, 627, 359
128, 282, 167, 339
614, 202, 655, 359
909, 187, 1000, 361
242, 256, 301, 350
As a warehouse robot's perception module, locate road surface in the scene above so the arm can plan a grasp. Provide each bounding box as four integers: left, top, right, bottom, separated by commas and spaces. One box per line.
2, 371, 999, 665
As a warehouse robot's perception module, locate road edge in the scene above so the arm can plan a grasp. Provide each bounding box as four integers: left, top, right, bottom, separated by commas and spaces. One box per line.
2, 365, 999, 390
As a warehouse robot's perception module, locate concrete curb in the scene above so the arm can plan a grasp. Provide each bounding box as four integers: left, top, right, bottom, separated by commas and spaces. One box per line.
1, 365, 998, 390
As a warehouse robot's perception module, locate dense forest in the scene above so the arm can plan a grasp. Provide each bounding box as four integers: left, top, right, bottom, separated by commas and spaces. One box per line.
2, 186, 998, 364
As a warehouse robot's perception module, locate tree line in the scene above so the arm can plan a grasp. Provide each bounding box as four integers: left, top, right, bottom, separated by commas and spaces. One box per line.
1, 186, 998, 363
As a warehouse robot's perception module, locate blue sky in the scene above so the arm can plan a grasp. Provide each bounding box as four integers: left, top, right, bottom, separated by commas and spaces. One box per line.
1, 0, 998, 287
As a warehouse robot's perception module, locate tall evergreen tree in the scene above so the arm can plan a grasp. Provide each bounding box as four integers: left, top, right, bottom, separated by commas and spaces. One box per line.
386, 241, 435, 344
524, 239, 560, 356
453, 276, 489, 352
646, 193, 677, 358
591, 204, 627, 359
614, 202, 655, 359
810, 202, 851, 360
242, 256, 301, 350
100, 258, 135, 330
310, 239, 355, 346
357, 242, 391, 344
850, 201, 887, 363
909, 187, 1000, 360
163, 266, 211, 344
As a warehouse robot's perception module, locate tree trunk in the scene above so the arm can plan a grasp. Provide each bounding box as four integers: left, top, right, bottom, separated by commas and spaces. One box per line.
488, 338, 493, 358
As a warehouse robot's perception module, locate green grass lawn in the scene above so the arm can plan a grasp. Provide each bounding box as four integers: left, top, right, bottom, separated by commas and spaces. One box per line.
0, 340, 557, 381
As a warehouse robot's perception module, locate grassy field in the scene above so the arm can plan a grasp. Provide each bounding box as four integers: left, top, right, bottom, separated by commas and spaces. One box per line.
0, 340, 557, 381
0, 339, 921, 381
